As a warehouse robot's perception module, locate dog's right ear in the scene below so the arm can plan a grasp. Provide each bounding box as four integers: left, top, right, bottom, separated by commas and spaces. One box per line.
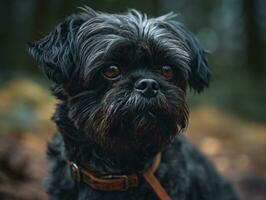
28, 7, 96, 84
28, 16, 80, 83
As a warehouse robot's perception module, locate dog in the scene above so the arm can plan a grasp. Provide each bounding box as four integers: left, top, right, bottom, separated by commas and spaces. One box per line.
29, 6, 239, 200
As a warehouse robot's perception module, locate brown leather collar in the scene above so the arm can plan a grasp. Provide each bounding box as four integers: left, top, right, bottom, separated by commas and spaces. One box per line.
67, 153, 172, 200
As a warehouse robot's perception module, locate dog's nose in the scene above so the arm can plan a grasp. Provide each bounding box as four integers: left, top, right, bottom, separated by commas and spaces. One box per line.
135, 79, 160, 97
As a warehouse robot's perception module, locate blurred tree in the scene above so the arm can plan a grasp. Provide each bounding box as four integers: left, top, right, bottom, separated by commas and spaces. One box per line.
243, 0, 266, 79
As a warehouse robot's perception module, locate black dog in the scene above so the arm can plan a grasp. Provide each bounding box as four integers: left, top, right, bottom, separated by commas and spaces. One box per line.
29, 7, 239, 200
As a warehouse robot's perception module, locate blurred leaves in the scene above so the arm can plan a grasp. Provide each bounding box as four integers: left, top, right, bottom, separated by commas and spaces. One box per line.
187, 106, 266, 199
188, 106, 266, 178
0, 79, 56, 134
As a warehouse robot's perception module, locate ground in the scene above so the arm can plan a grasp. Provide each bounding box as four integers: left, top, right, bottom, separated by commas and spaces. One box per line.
0, 79, 265, 200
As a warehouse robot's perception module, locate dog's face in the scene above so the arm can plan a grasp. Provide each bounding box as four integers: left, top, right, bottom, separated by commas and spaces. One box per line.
29, 7, 209, 154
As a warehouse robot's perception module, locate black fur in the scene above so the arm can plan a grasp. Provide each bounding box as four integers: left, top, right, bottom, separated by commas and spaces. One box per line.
29, 7, 238, 200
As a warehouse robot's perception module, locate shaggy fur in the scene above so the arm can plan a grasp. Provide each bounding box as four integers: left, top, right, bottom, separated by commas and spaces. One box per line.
29, 7, 239, 200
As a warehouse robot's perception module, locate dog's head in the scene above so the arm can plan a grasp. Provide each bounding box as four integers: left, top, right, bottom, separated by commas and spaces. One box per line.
29, 7, 210, 154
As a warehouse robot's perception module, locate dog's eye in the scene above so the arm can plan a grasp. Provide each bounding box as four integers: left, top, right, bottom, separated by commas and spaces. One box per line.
103, 65, 121, 80
161, 66, 174, 79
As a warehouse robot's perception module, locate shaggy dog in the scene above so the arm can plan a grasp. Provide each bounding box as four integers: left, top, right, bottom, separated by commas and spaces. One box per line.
29, 7, 239, 200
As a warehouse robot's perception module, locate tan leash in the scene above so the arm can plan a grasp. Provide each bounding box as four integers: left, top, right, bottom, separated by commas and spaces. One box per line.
143, 154, 172, 200
67, 153, 172, 200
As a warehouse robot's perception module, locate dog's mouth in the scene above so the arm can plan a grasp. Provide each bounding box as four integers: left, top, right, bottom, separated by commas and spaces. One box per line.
92, 89, 187, 150
68, 86, 188, 153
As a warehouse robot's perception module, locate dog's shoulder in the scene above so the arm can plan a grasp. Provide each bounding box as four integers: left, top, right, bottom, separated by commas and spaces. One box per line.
45, 133, 78, 199
160, 135, 239, 199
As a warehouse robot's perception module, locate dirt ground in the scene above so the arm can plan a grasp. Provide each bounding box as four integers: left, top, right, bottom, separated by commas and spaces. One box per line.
0, 79, 265, 200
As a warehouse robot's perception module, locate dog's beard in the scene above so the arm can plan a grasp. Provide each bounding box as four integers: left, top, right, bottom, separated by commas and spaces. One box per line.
68, 84, 188, 154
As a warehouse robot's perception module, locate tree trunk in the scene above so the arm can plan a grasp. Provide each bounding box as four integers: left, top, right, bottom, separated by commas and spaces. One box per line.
243, 0, 265, 79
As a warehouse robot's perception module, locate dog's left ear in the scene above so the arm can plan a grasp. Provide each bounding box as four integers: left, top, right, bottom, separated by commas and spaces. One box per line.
28, 15, 86, 84
161, 16, 210, 92
182, 27, 210, 93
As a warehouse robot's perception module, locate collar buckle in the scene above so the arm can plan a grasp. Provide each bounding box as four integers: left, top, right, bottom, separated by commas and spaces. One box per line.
101, 174, 129, 191
69, 162, 81, 182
